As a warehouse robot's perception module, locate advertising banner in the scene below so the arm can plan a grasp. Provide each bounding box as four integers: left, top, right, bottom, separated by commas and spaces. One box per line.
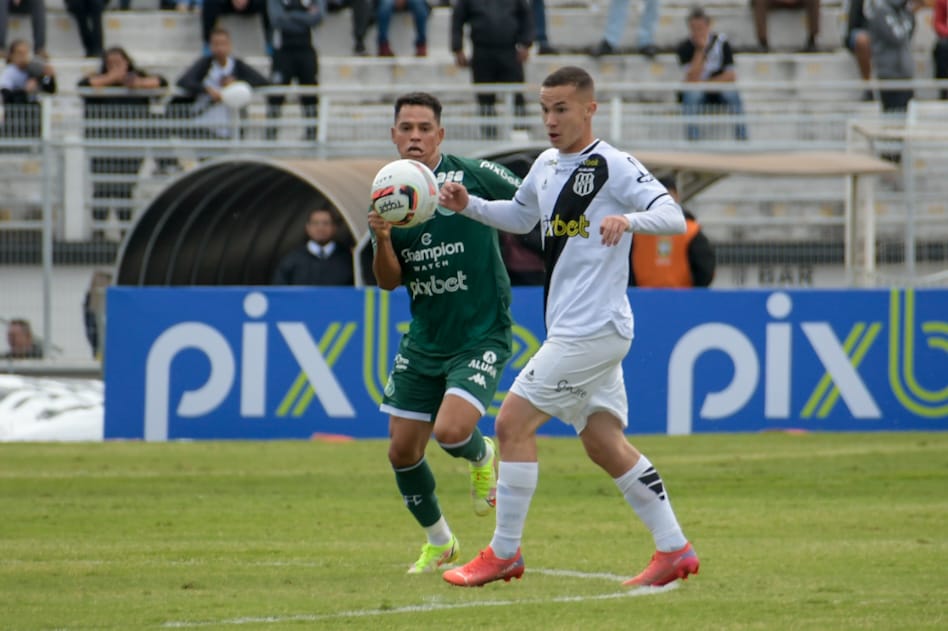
105, 288, 947, 440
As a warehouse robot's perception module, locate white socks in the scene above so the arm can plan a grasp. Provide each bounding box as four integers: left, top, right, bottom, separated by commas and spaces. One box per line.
615, 455, 688, 552
490, 461, 538, 559
424, 516, 453, 547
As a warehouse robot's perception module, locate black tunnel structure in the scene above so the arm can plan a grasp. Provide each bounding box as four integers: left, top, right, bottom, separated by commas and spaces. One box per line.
115, 157, 389, 286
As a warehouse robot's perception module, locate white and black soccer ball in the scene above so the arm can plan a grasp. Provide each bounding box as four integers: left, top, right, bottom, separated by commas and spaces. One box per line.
370, 159, 439, 229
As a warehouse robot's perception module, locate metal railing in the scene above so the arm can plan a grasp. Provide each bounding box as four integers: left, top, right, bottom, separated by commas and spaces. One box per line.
1, 79, 947, 362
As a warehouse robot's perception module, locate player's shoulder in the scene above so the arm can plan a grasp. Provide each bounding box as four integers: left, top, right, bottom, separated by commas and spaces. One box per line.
454, 154, 522, 187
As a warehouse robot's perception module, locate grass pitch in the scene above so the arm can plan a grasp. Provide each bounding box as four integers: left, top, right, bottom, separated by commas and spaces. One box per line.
1, 432, 946, 630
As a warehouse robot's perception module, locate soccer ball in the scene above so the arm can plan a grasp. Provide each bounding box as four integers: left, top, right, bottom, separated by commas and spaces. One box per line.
220, 81, 253, 109
370, 159, 439, 228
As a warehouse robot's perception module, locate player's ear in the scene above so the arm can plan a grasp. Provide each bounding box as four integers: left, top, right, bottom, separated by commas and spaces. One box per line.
587, 101, 598, 118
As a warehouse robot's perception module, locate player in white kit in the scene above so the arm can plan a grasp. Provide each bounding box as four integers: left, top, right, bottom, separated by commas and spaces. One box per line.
438, 66, 700, 588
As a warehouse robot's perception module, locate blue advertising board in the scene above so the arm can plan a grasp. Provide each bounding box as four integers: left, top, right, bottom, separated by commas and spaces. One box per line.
105, 287, 947, 440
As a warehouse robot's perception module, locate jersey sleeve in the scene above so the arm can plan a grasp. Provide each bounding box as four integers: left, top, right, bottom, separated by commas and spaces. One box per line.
611, 153, 687, 235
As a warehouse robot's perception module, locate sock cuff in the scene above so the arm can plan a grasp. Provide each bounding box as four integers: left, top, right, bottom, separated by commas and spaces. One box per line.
624, 454, 653, 479
498, 461, 538, 488
393, 456, 427, 473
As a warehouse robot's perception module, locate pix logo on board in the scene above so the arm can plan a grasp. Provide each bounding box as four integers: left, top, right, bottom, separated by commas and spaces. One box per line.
144, 292, 355, 441
668, 290, 948, 434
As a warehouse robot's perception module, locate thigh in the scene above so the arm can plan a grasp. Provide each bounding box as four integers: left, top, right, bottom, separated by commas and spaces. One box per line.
443, 341, 511, 417
510, 330, 630, 432
380, 345, 446, 421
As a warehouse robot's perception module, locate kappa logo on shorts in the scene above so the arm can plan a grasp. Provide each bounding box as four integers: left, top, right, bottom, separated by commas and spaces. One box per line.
467, 373, 488, 388
384, 375, 395, 397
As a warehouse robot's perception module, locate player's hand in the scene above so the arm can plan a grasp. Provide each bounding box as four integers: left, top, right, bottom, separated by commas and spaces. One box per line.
367, 210, 392, 240
600, 215, 630, 246
454, 51, 468, 68
438, 182, 469, 213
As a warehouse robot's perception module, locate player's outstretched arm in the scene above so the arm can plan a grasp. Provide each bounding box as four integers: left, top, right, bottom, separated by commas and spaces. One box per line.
368, 210, 402, 290
623, 197, 687, 236
440, 182, 539, 235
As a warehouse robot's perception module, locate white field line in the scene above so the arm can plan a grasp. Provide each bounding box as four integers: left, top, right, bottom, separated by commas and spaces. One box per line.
161, 570, 679, 628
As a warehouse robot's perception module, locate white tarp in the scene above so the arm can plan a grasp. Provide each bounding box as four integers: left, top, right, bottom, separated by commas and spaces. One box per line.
0, 375, 104, 441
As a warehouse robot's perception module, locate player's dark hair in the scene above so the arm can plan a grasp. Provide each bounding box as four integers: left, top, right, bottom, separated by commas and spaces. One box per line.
394, 92, 443, 124
541, 66, 595, 94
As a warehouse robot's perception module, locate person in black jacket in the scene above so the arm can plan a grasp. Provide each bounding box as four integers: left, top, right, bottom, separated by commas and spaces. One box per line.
266, 0, 324, 141
77, 48, 167, 233
451, 0, 533, 139
272, 208, 354, 285
158, 28, 267, 172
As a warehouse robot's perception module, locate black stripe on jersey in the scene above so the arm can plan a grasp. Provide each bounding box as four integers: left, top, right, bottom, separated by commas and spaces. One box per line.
645, 192, 670, 210
542, 153, 609, 320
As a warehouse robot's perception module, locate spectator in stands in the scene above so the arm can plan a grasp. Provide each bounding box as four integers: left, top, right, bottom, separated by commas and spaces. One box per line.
347, 0, 372, 55
451, 0, 532, 140
2, 318, 43, 359
78, 48, 168, 232
0, 0, 46, 59
590, 0, 660, 59
163, 26, 267, 164
866, 0, 916, 113
532, 0, 557, 54
752, 0, 820, 52
202, 0, 271, 53
844, 0, 873, 100
0, 39, 55, 138
376, 0, 428, 57
630, 175, 715, 287
66, 0, 105, 58
272, 208, 355, 285
266, 0, 324, 141
677, 6, 747, 141
935, 0, 947, 99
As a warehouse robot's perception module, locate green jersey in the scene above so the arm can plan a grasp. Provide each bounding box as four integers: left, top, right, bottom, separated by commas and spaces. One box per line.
377, 154, 520, 357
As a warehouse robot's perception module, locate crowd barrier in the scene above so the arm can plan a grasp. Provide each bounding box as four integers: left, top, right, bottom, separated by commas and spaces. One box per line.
104, 286, 948, 440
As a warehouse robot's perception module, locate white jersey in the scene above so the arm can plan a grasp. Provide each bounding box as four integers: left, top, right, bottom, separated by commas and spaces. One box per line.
462, 139, 685, 340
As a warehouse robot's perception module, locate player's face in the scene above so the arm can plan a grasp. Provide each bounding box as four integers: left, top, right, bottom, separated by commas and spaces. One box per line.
391, 105, 444, 170
539, 84, 596, 154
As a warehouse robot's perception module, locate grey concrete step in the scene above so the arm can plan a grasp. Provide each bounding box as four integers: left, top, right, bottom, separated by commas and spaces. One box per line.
6, 6, 937, 62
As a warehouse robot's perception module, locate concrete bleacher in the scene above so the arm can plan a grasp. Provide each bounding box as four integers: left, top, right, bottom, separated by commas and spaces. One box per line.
3, 0, 946, 244
5, 2, 938, 100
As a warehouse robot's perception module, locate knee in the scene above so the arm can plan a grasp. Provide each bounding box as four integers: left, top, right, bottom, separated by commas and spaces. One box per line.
855, 32, 871, 52
388, 439, 423, 468
432, 424, 468, 446
494, 412, 526, 446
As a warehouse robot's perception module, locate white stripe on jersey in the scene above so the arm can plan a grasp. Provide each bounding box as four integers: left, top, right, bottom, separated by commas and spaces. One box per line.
463, 139, 684, 340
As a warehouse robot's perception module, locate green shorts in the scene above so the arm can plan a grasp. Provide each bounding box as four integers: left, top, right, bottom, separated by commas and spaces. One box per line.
380, 340, 511, 421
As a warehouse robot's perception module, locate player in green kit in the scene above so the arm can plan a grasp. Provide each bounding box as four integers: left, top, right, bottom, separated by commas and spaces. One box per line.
368, 92, 521, 574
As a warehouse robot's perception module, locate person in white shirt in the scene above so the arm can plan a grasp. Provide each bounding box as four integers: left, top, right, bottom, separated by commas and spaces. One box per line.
438, 65, 700, 589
